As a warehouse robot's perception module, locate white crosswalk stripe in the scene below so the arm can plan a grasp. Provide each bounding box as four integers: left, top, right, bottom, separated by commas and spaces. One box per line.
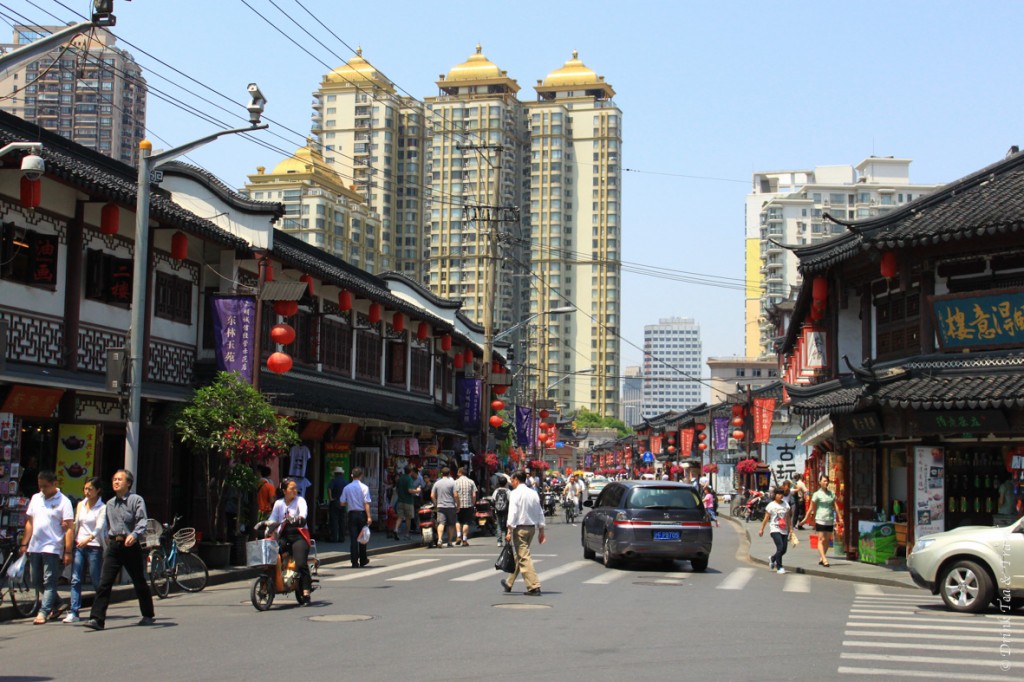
583, 571, 628, 585
325, 558, 437, 582
536, 560, 591, 580
782, 574, 811, 593
837, 591, 1018, 679
388, 559, 485, 581
451, 560, 544, 582
716, 567, 755, 590
854, 583, 884, 596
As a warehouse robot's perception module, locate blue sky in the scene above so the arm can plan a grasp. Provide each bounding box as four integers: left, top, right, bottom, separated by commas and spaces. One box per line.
5, 0, 1024, 377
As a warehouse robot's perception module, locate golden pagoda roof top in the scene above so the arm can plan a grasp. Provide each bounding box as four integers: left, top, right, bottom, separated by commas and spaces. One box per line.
445, 44, 503, 82
536, 50, 615, 97
325, 47, 388, 87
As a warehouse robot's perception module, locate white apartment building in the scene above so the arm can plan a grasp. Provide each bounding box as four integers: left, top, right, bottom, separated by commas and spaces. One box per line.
744, 157, 940, 357
706, 356, 778, 405
621, 365, 643, 426
0, 26, 146, 166
642, 317, 702, 418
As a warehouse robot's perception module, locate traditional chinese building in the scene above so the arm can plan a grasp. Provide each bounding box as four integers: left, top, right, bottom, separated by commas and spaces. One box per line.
780, 147, 1024, 564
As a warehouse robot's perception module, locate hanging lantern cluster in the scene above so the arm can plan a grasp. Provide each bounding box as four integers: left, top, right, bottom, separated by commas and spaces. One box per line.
267, 297, 298, 374
537, 420, 557, 449
489, 397, 505, 430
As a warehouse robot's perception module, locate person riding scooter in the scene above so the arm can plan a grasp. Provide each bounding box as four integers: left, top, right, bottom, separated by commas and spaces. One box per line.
267, 478, 313, 605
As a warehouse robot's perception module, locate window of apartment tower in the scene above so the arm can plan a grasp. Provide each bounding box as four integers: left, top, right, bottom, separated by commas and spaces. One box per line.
874, 279, 921, 361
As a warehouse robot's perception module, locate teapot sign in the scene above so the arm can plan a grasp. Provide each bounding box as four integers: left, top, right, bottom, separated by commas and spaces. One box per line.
56, 424, 96, 498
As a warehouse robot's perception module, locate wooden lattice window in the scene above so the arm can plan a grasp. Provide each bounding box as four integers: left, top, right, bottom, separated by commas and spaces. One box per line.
154, 271, 192, 324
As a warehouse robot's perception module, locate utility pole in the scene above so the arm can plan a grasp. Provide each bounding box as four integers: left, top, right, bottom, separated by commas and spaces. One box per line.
458, 143, 517, 452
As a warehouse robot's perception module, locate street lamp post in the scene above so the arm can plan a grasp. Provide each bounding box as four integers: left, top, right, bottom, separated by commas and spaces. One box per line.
124, 85, 269, 481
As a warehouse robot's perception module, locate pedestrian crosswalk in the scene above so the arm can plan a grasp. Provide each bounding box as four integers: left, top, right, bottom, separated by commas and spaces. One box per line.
837, 590, 1019, 680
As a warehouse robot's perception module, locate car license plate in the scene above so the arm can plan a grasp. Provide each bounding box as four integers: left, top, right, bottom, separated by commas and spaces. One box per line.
653, 531, 680, 541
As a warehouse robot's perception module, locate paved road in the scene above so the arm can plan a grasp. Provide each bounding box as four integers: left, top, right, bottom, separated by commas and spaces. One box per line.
2, 514, 1020, 681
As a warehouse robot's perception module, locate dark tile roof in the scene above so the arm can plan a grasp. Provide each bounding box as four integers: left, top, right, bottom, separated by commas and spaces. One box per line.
161, 162, 285, 218
0, 111, 248, 250
794, 150, 1024, 276
262, 371, 460, 429
786, 352, 1024, 416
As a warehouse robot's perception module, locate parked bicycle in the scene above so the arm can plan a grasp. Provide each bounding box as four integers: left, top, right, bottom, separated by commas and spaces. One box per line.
0, 535, 39, 619
144, 516, 209, 599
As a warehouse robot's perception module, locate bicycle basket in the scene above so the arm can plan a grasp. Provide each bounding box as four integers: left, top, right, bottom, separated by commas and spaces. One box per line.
142, 519, 163, 548
173, 528, 197, 553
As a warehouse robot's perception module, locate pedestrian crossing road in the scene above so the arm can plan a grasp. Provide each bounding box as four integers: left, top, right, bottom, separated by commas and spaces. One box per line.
837, 584, 1020, 680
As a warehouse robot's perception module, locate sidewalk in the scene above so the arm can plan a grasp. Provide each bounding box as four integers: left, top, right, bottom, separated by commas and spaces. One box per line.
1, 531, 422, 621
724, 512, 918, 590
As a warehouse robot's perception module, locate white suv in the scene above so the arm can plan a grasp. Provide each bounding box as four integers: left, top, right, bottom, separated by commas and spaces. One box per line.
907, 517, 1024, 613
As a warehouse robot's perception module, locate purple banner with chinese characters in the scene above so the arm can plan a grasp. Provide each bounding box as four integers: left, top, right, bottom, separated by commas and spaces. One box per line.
712, 417, 730, 451
457, 378, 483, 432
515, 406, 534, 446
210, 296, 257, 382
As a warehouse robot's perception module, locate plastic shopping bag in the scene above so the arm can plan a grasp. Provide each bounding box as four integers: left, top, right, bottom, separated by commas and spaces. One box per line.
6, 553, 25, 580
789, 532, 799, 546
357, 525, 371, 545
494, 541, 516, 573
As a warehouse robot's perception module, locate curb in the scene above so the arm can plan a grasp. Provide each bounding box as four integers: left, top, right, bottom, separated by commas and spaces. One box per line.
0, 540, 421, 622
724, 513, 919, 591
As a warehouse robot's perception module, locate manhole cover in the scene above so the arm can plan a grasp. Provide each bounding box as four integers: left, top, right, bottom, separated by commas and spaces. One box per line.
308, 614, 374, 622
493, 603, 551, 610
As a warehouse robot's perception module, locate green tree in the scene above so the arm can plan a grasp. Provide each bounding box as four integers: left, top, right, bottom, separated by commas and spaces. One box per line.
572, 408, 631, 438
175, 372, 299, 541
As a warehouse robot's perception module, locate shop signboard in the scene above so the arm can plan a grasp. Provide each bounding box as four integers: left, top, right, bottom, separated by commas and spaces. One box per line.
55, 424, 96, 499
712, 417, 729, 451
209, 295, 256, 382
456, 378, 482, 432
914, 446, 945, 544
930, 287, 1024, 351
839, 412, 885, 438
322, 441, 351, 501
765, 438, 806, 487
917, 410, 1009, 435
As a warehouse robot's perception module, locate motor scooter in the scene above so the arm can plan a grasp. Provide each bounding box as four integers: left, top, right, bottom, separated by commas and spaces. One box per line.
249, 521, 319, 611
542, 489, 558, 517
474, 498, 496, 536
417, 503, 437, 547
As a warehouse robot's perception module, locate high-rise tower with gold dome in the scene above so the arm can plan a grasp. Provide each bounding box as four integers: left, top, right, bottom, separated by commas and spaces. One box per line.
243, 143, 385, 271
527, 51, 622, 418
423, 45, 531, 334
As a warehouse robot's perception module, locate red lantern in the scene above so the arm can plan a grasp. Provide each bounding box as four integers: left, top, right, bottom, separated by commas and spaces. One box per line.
453, 353, 464, 369
338, 289, 352, 311
270, 323, 296, 346
539, 409, 549, 419
668, 445, 676, 454
731, 404, 744, 417
274, 300, 298, 317
733, 429, 745, 440
493, 384, 508, 395
441, 334, 452, 351
463, 348, 473, 364
20, 177, 40, 209
267, 351, 293, 373
368, 302, 382, 324
489, 415, 503, 428
171, 231, 188, 260
695, 423, 706, 431
697, 432, 707, 441
264, 260, 273, 282
416, 321, 429, 341
492, 360, 501, 374
300, 273, 314, 297
392, 312, 405, 333
698, 442, 707, 451
812, 276, 828, 303
100, 202, 119, 235
732, 416, 744, 427
491, 400, 505, 411
880, 251, 898, 278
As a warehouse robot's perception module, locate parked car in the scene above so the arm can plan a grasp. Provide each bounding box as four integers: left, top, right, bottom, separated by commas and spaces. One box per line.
907, 516, 1024, 613
581, 481, 712, 571
586, 475, 609, 498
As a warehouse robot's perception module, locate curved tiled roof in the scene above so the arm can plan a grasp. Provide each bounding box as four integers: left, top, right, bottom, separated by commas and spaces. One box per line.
0, 111, 248, 250
786, 352, 1024, 416
161, 161, 284, 217
795, 150, 1024, 276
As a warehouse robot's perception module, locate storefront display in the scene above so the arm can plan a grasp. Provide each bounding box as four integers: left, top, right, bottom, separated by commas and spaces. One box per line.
858, 520, 897, 565
914, 446, 945, 544
945, 447, 1006, 527
0, 413, 27, 540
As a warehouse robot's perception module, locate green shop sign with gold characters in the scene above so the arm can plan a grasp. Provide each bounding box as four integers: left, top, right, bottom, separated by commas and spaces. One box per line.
929, 287, 1024, 350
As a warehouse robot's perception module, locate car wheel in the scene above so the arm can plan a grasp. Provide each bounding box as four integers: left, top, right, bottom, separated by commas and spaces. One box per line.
940, 560, 993, 613
690, 556, 709, 572
602, 534, 619, 569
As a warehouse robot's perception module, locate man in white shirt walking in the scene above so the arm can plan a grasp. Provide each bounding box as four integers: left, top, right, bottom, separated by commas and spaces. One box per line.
340, 467, 373, 568
22, 470, 73, 624
500, 470, 545, 596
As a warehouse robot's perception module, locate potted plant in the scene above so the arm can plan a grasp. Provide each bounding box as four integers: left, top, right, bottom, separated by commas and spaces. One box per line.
175, 371, 299, 566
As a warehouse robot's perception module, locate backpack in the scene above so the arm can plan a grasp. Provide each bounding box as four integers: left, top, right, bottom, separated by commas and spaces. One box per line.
493, 488, 509, 512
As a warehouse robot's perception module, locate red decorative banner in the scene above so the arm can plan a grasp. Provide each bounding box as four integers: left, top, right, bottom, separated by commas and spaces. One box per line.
680, 428, 694, 456
753, 398, 776, 444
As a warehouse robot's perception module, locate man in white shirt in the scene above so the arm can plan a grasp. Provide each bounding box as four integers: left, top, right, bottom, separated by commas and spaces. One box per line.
21, 470, 73, 624
500, 470, 545, 596
340, 468, 373, 568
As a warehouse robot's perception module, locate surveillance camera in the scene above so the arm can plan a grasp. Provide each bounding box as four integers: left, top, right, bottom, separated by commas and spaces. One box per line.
21, 154, 44, 181
246, 83, 266, 125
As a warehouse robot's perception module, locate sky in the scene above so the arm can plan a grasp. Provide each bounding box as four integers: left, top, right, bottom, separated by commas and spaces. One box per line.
4, 0, 1024, 384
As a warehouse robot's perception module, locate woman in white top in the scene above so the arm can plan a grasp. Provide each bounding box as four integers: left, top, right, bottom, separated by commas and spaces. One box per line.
267, 478, 312, 605
757, 488, 791, 575
64, 477, 106, 623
